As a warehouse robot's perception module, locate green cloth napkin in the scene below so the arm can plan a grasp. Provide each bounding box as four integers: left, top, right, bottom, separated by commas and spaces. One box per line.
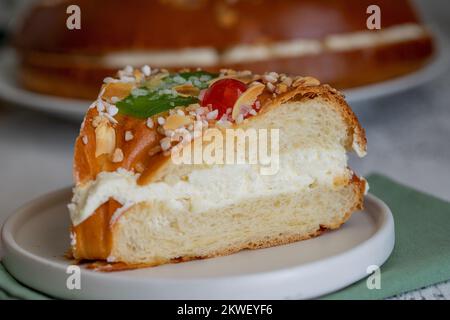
1, 173, 450, 300
0, 264, 49, 299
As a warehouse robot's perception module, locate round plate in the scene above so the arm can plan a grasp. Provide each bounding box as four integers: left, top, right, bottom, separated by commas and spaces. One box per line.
0, 49, 89, 121
1, 187, 395, 299
0, 29, 447, 121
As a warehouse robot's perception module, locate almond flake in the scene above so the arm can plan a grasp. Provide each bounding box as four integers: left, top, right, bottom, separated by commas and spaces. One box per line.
231, 82, 265, 121
135, 162, 145, 173
133, 69, 143, 82
141, 65, 151, 76
102, 82, 134, 100
206, 109, 219, 120
236, 114, 244, 124
106, 104, 119, 116
292, 76, 320, 87
262, 74, 278, 84
303, 76, 321, 86
95, 120, 116, 157
112, 148, 124, 163
173, 84, 200, 97
208, 74, 254, 86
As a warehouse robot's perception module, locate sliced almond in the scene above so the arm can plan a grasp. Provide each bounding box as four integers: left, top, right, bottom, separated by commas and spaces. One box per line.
292, 76, 320, 87
163, 114, 193, 130
216, 2, 238, 28
95, 119, 116, 157
173, 84, 200, 97
208, 74, 255, 86
102, 82, 133, 100
305, 76, 320, 86
231, 82, 265, 121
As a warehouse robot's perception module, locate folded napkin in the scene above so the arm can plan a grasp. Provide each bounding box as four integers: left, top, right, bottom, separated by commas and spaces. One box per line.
1, 174, 450, 300
0, 264, 49, 299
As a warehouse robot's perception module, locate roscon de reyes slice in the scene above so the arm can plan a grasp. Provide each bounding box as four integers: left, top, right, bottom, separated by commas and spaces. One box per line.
68, 66, 367, 270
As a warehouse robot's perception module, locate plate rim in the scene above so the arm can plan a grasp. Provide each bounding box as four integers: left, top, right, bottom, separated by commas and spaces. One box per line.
1, 186, 395, 299
343, 26, 449, 102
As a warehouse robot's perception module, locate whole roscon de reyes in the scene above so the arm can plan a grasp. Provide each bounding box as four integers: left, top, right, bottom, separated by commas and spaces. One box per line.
15, 0, 434, 100
68, 66, 368, 270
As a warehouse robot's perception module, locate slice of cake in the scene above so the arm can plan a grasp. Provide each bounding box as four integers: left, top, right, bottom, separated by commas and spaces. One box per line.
68, 66, 367, 269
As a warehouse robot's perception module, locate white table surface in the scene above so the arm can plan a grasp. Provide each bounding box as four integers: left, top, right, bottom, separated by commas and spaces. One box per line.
0, 0, 449, 300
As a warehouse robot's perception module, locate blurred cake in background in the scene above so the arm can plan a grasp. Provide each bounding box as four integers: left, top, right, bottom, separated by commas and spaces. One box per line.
13, 0, 434, 99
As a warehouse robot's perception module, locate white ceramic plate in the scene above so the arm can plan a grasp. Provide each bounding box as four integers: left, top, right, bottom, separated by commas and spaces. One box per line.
1, 188, 395, 299
0, 30, 447, 121
0, 49, 90, 121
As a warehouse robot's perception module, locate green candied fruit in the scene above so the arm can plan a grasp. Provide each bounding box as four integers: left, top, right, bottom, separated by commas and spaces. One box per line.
117, 91, 198, 119
117, 71, 218, 118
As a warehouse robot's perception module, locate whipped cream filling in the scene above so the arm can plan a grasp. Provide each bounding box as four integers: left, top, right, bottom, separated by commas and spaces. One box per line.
69, 148, 350, 226
101, 23, 427, 68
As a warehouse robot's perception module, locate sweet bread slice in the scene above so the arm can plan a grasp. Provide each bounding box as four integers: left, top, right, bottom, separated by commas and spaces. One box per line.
68, 67, 367, 269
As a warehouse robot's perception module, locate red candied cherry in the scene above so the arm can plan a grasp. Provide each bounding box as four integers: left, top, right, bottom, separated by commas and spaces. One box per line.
200, 79, 247, 117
